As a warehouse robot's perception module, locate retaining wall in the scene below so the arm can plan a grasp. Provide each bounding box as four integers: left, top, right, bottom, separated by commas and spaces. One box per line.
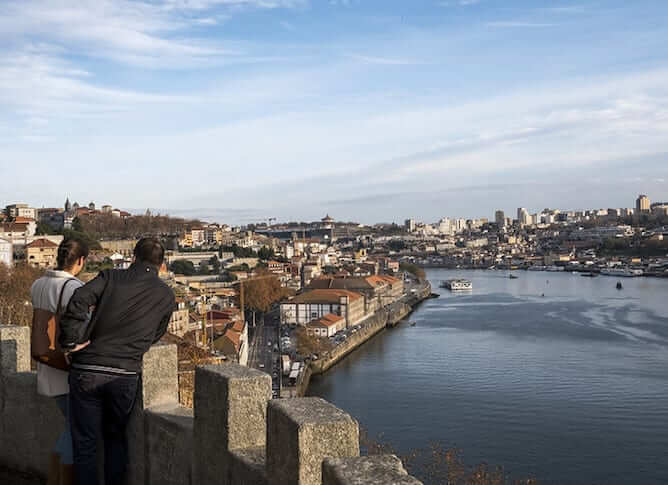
0, 325, 422, 485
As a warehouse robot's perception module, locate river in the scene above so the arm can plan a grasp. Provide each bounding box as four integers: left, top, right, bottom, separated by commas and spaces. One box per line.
307, 269, 668, 484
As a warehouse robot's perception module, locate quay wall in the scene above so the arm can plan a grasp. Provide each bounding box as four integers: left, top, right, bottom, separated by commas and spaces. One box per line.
310, 310, 389, 377
0, 325, 422, 485
301, 281, 432, 394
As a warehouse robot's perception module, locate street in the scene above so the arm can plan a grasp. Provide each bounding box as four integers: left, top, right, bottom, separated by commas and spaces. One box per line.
247, 309, 281, 396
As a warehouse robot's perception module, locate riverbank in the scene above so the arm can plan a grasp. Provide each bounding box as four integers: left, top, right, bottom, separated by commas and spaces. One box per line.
420, 264, 668, 277
307, 268, 668, 485
295, 281, 432, 396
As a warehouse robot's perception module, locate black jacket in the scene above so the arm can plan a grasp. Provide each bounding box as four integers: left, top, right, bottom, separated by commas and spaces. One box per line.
60, 262, 176, 372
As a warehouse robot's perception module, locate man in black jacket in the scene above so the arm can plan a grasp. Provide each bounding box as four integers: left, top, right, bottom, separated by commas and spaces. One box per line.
60, 238, 175, 485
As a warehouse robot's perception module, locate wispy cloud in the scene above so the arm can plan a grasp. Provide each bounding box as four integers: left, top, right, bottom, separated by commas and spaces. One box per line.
0, 0, 303, 68
346, 54, 427, 65
541, 5, 586, 14
438, 0, 481, 6
485, 21, 557, 28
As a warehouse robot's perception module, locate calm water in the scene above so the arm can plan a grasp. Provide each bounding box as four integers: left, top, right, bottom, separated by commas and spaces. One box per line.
307, 270, 668, 484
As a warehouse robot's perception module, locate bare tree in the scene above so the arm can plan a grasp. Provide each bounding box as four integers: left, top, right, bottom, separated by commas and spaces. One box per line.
0, 263, 44, 326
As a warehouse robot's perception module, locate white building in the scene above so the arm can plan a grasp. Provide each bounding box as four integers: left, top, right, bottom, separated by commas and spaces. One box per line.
280, 289, 365, 328
306, 313, 345, 338
0, 238, 12, 266
517, 208, 530, 227
438, 218, 453, 235
5, 204, 36, 220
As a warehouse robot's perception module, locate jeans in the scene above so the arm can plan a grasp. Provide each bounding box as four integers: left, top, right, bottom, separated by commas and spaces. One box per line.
69, 370, 139, 485
54, 394, 74, 465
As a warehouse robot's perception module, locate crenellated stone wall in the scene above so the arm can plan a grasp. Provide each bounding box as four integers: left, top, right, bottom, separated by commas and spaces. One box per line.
0, 325, 422, 485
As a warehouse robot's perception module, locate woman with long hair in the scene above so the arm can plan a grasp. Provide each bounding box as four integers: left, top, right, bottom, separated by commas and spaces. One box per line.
31, 238, 89, 485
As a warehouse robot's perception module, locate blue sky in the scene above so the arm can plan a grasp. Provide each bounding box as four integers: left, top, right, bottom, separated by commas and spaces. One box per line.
1, 0, 667, 224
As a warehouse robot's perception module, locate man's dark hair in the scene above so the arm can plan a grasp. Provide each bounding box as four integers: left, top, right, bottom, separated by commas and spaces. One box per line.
134, 238, 165, 268
57, 238, 90, 271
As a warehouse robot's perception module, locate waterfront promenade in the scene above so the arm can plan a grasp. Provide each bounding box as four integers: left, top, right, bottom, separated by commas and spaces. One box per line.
294, 280, 432, 396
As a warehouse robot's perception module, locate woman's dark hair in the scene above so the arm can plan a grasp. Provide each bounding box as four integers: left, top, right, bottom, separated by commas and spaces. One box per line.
134, 237, 165, 268
57, 238, 90, 271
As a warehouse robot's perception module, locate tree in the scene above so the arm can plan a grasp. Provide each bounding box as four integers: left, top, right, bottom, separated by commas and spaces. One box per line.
257, 246, 275, 261
399, 262, 426, 280
0, 263, 44, 327
170, 260, 197, 276
85, 257, 114, 273
60, 228, 101, 250
209, 256, 221, 274
294, 326, 332, 357
244, 276, 282, 313
71, 216, 84, 233
223, 244, 256, 258
227, 263, 250, 272
36, 222, 56, 236
388, 240, 407, 252
243, 275, 290, 324
218, 272, 237, 283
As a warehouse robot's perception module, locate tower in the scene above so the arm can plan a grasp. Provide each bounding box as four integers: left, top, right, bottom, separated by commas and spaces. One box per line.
495, 210, 505, 228
65, 197, 71, 213
636, 195, 650, 213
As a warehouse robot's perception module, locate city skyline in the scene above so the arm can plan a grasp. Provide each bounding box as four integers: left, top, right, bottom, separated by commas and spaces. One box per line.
3, 189, 665, 227
1, 0, 667, 223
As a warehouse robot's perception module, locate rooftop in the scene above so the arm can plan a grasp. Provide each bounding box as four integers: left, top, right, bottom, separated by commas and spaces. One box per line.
291, 288, 362, 304
25, 238, 58, 249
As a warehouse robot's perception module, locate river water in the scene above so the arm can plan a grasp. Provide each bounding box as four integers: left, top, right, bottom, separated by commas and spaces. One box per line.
307, 269, 668, 484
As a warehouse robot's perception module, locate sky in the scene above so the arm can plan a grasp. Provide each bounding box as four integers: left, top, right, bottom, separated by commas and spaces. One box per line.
1, 0, 667, 225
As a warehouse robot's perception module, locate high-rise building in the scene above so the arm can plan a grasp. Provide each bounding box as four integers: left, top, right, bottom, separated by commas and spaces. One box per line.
495, 210, 505, 227
5, 204, 36, 220
636, 194, 650, 213
517, 208, 530, 227
651, 202, 668, 216
405, 219, 416, 232
438, 218, 452, 235
455, 219, 467, 233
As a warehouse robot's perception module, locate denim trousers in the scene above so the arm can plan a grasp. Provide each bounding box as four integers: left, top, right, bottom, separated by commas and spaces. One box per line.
68, 370, 139, 485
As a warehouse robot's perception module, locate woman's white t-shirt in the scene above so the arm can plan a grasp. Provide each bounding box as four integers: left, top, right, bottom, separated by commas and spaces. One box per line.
30, 269, 84, 397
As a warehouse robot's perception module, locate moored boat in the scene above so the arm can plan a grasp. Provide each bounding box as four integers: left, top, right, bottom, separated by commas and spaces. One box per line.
600, 268, 643, 277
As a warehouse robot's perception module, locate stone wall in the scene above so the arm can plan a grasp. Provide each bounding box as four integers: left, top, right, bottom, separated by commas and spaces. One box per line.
310, 310, 389, 377
0, 325, 422, 485
309, 281, 432, 378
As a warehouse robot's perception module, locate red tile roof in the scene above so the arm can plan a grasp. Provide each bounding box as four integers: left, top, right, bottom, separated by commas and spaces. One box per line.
291, 289, 362, 304
307, 313, 344, 328
26, 238, 58, 249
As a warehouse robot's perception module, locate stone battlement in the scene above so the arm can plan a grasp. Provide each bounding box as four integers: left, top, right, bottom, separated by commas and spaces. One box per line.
0, 325, 422, 485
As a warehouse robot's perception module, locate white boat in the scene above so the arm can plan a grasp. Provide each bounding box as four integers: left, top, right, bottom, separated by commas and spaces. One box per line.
546, 266, 565, 272
528, 265, 546, 271
600, 268, 643, 277
441, 279, 473, 291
